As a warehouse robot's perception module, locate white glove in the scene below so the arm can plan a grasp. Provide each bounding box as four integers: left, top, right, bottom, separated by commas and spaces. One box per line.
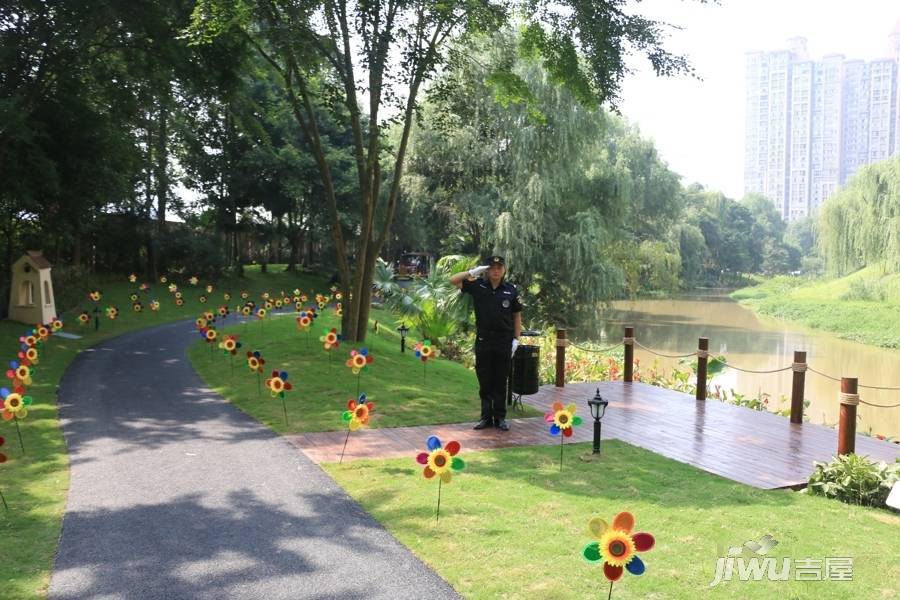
511, 338, 519, 358
468, 265, 489, 278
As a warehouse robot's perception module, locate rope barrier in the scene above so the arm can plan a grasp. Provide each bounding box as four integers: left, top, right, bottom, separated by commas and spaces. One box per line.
557, 334, 900, 405
839, 392, 860, 406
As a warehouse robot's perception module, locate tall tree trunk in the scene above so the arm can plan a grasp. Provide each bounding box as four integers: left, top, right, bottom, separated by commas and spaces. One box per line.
153, 91, 170, 280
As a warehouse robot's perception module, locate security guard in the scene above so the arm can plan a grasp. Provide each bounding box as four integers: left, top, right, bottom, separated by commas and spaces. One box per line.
451, 255, 522, 431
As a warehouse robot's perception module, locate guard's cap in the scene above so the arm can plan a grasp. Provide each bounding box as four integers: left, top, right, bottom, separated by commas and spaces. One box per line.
487, 255, 505, 266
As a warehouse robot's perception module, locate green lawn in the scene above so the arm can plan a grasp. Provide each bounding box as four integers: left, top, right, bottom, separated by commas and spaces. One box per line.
732, 268, 900, 348
324, 441, 900, 600
188, 307, 540, 433
0, 264, 328, 598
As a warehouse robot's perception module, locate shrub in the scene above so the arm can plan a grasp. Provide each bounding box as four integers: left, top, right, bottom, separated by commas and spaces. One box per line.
805, 454, 900, 508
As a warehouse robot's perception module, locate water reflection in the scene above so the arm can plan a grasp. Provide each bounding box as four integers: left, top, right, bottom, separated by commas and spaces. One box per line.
582, 291, 900, 439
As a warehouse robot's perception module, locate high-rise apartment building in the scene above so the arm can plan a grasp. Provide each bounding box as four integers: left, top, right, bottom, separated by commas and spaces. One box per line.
744, 24, 900, 221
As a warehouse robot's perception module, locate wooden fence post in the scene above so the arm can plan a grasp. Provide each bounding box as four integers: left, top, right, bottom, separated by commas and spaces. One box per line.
624, 326, 634, 383
696, 337, 709, 401
790, 351, 807, 424
555, 328, 567, 388
838, 377, 858, 456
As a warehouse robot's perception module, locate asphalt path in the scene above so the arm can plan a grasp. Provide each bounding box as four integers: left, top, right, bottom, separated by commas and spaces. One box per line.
49, 319, 458, 599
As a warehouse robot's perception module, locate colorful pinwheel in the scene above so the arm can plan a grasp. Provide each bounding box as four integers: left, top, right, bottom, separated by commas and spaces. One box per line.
149, 299, 160, 312
274, 298, 284, 309
223, 292, 232, 302
128, 273, 137, 283
240, 290, 249, 300
414, 340, 439, 362
582, 511, 655, 596
168, 283, 178, 293
256, 307, 267, 320
346, 348, 374, 374
206, 284, 214, 294
105, 306, 119, 320
198, 295, 208, 304
6, 361, 33, 387
247, 351, 265, 374
320, 328, 341, 351
334, 302, 343, 317
189, 276, 199, 285
241, 305, 252, 318
175, 291, 183, 300
195, 317, 208, 330
35, 325, 50, 342
1, 387, 31, 421
342, 394, 374, 431
217, 306, 229, 318
203, 310, 215, 322
139, 282, 150, 291
18, 347, 38, 365
78, 311, 91, 325
132, 302, 143, 313
50, 318, 63, 333
160, 275, 168, 283
296, 311, 313, 330
129, 293, 139, 303
202, 327, 217, 344
219, 335, 241, 355
88, 290, 102, 302
415, 436, 465, 521
175, 297, 185, 307
265, 370, 294, 426
545, 401, 582, 470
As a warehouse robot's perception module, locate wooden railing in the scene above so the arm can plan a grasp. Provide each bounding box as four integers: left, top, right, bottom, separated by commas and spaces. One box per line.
554, 326, 900, 457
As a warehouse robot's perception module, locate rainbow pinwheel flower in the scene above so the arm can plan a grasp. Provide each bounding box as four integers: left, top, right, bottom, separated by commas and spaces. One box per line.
246, 351, 265, 374
195, 317, 208, 330
174, 291, 183, 300
128, 273, 137, 283
335, 292, 343, 301
19, 334, 37, 349
274, 299, 284, 309
139, 282, 150, 291
294, 301, 303, 312
223, 292, 232, 301
342, 394, 375, 430
35, 325, 50, 341
202, 327, 217, 343
168, 283, 178, 293
149, 300, 160, 312
198, 295, 208, 304
265, 370, 293, 398
175, 297, 185, 307
129, 293, 139, 302
19, 347, 39, 365
582, 512, 655, 582
50, 318, 63, 333
320, 328, 341, 351
416, 436, 465, 482
334, 302, 343, 317
296, 311, 314, 331
132, 302, 143, 313
7, 361, 33, 387
189, 276, 199, 285
78, 311, 91, 325
545, 401, 582, 437
300, 294, 308, 303
105, 306, 119, 320
217, 306, 229, 318
160, 275, 168, 283
264, 300, 274, 311
346, 348, 374, 374
241, 305, 252, 318
89, 290, 102, 302
292, 288, 301, 296
256, 307, 267, 320
414, 340, 439, 363
219, 335, 242, 356
241, 290, 249, 300
1, 387, 32, 421
206, 284, 214, 294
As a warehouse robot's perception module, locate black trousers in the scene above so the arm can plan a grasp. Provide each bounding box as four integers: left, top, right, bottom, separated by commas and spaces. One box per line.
475, 337, 511, 422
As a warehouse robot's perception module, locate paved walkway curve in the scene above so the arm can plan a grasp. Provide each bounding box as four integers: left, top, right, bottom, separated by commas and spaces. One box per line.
50, 320, 459, 600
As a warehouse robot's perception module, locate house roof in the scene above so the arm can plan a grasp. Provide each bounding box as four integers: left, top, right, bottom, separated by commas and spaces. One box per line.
25, 250, 52, 270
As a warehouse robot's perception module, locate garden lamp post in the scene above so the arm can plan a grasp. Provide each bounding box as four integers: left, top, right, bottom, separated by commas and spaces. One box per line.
587, 388, 609, 455
398, 324, 409, 353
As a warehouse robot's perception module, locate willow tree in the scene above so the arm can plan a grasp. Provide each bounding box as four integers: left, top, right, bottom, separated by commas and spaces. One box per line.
819, 157, 900, 276
188, 0, 696, 340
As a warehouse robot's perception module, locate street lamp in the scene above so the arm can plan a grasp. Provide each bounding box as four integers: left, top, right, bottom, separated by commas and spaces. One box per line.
398, 324, 410, 352
587, 388, 609, 455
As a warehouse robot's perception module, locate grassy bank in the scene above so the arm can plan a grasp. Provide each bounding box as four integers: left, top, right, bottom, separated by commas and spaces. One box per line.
732, 267, 900, 348
325, 440, 900, 599
0, 265, 326, 598
187, 307, 540, 433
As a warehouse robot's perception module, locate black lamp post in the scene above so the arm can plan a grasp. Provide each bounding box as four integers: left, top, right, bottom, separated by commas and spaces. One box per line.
587, 388, 609, 455
398, 324, 409, 352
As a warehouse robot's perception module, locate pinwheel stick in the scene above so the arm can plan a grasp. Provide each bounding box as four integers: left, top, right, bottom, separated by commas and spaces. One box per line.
230, 355, 234, 377
281, 396, 289, 427
0, 488, 8, 511
608, 580, 614, 600
257, 372, 262, 398
14, 417, 25, 455
356, 373, 361, 399
559, 434, 564, 472
339, 427, 352, 464
436, 478, 442, 523
306, 330, 310, 349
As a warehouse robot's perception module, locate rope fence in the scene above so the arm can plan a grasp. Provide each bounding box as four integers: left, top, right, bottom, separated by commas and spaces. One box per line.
561, 332, 900, 409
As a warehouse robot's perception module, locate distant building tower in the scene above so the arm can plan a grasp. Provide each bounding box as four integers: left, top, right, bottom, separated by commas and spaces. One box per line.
8, 251, 56, 325
744, 25, 900, 221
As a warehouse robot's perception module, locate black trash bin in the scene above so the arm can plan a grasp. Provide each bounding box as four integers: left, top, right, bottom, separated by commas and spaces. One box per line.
511, 344, 540, 395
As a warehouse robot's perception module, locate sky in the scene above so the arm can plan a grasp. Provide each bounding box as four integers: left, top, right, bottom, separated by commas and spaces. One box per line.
617, 0, 900, 199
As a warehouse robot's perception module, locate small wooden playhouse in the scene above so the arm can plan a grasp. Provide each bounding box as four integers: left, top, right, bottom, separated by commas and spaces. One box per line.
8, 251, 56, 325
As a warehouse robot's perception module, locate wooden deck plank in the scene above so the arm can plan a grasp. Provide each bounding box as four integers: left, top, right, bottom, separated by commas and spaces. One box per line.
289, 381, 900, 490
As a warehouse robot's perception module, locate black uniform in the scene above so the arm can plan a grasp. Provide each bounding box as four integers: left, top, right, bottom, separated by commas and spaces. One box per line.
461, 277, 523, 424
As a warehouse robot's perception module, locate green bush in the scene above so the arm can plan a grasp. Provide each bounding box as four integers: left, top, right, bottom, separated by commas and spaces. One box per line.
805, 454, 900, 507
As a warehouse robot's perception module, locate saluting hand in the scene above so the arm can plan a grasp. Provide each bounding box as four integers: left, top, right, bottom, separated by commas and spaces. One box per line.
468, 265, 489, 278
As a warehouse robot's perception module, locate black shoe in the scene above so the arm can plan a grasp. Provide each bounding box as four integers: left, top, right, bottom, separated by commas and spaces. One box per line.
496, 420, 510, 431
473, 419, 493, 430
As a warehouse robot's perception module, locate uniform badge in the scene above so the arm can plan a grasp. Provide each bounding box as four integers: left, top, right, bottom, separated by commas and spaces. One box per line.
502, 299, 510, 308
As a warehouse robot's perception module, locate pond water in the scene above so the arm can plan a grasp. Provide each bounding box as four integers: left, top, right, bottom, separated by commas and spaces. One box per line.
582, 291, 900, 440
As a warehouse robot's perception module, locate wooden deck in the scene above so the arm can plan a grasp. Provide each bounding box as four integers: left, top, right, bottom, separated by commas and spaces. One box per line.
290, 381, 900, 490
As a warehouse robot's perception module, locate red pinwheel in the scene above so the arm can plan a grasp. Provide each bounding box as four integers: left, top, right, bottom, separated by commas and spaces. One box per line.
415, 435, 465, 522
